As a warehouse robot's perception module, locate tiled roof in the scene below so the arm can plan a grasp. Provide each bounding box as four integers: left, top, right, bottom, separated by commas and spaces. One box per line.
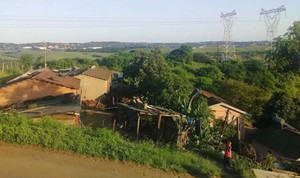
34, 71, 80, 89
6, 70, 80, 89
81, 66, 113, 80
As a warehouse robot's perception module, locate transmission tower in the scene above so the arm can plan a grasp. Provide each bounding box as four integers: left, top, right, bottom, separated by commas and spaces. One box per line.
221, 10, 236, 60
260, 5, 286, 42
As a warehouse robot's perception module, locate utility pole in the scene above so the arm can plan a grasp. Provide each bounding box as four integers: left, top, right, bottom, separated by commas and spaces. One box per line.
260, 5, 286, 43
44, 41, 47, 69
221, 10, 236, 60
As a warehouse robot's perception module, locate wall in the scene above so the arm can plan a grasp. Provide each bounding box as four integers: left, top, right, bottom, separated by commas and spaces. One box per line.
0, 79, 77, 107
209, 104, 245, 139
75, 74, 109, 101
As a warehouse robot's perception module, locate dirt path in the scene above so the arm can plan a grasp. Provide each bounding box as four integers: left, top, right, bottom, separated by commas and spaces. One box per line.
0, 142, 194, 178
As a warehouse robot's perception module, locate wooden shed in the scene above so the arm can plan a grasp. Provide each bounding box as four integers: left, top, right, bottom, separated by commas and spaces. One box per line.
114, 102, 188, 147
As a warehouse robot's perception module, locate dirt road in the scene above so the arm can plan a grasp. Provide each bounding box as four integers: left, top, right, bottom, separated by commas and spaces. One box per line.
0, 142, 193, 178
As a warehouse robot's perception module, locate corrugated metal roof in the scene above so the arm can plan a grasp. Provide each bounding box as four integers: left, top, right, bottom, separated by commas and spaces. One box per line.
81, 66, 113, 80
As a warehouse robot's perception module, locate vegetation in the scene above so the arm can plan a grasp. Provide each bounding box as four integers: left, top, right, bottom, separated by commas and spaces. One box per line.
1, 19, 299, 178
0, 112, 222, 177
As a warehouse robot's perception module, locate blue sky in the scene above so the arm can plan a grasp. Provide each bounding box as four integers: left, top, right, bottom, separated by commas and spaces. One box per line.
0, 0, 299, 43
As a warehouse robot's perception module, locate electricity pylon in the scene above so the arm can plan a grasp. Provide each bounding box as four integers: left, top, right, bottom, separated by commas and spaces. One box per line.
260, 5, 286, 42
221, 10, 236, 60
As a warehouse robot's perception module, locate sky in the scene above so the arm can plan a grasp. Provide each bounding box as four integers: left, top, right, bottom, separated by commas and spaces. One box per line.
0, 0, 299, 43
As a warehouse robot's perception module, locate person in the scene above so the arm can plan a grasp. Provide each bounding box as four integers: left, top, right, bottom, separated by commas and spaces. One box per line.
224, 140, 232, 169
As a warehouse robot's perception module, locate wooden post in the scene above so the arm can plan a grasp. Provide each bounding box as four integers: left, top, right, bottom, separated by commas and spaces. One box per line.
156, 114, 162, 141
74, 113, 80, 127
136, 114, 141, 140
237, 117, 241, 154
157, 114, 162, 129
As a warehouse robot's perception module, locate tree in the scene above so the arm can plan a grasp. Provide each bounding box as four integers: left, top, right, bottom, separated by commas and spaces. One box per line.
33, 55, 44, 69
217, 79, 272, 118
266, 21, 300, 74
195, 66, 224, 81
193, 52, 216, 65
257, 92, 300, 129
123, 48, 170, 100
151, 71, 194, 110
97, 52, 133, 70
244, 59, 277, 91
20, 54, 34, 70
218, 60, 246, 81
168, 45, 193, 64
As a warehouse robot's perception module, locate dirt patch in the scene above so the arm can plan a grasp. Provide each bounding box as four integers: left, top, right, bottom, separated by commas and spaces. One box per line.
0, 142, 194, 178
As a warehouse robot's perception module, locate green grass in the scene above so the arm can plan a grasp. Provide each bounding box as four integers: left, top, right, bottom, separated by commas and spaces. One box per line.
193, 45, 269, 53
0, 112, 222, 177
0, 50, 113, 61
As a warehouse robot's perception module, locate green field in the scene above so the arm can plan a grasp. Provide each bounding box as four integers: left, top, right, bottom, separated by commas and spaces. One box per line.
193, 45, 269, 53
0, 49, 113, 61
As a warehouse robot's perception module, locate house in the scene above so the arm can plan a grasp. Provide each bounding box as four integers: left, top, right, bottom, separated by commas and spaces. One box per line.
201, 90, 248, 139
0, 69, 80, 108
73, 66, 114, 101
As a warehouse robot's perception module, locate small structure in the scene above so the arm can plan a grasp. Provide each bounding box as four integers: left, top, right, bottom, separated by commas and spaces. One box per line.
201, 90, 248, 139
115, 100, 188, 147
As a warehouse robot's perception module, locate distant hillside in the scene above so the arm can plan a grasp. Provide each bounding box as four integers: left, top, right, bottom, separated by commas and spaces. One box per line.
0, 41, 269, 53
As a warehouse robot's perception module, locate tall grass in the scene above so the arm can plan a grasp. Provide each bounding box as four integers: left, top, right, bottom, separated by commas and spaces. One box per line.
0, 112, 221, 177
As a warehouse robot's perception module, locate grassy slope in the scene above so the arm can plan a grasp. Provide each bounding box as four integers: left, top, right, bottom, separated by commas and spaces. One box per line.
0, 113, 225, 178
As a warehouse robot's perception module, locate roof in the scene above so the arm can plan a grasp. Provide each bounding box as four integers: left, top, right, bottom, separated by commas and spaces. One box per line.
6, 69, 80, 89
201, 89, 247, 115
81, 66, 113, 80
201, 90, 227, 105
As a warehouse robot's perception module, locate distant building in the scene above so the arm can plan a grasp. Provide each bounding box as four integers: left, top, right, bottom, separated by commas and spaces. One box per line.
22, 46, 32, 49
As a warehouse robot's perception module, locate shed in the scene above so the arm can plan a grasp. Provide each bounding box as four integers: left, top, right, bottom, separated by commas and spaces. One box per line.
115, 102, 188, 147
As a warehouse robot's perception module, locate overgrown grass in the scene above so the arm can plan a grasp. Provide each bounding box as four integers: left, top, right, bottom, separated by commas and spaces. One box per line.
0, 112, 221, 177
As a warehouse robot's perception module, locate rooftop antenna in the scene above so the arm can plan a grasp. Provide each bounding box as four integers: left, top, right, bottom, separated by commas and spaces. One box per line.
221, 10, 237, 60
260, 5, 286, 44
